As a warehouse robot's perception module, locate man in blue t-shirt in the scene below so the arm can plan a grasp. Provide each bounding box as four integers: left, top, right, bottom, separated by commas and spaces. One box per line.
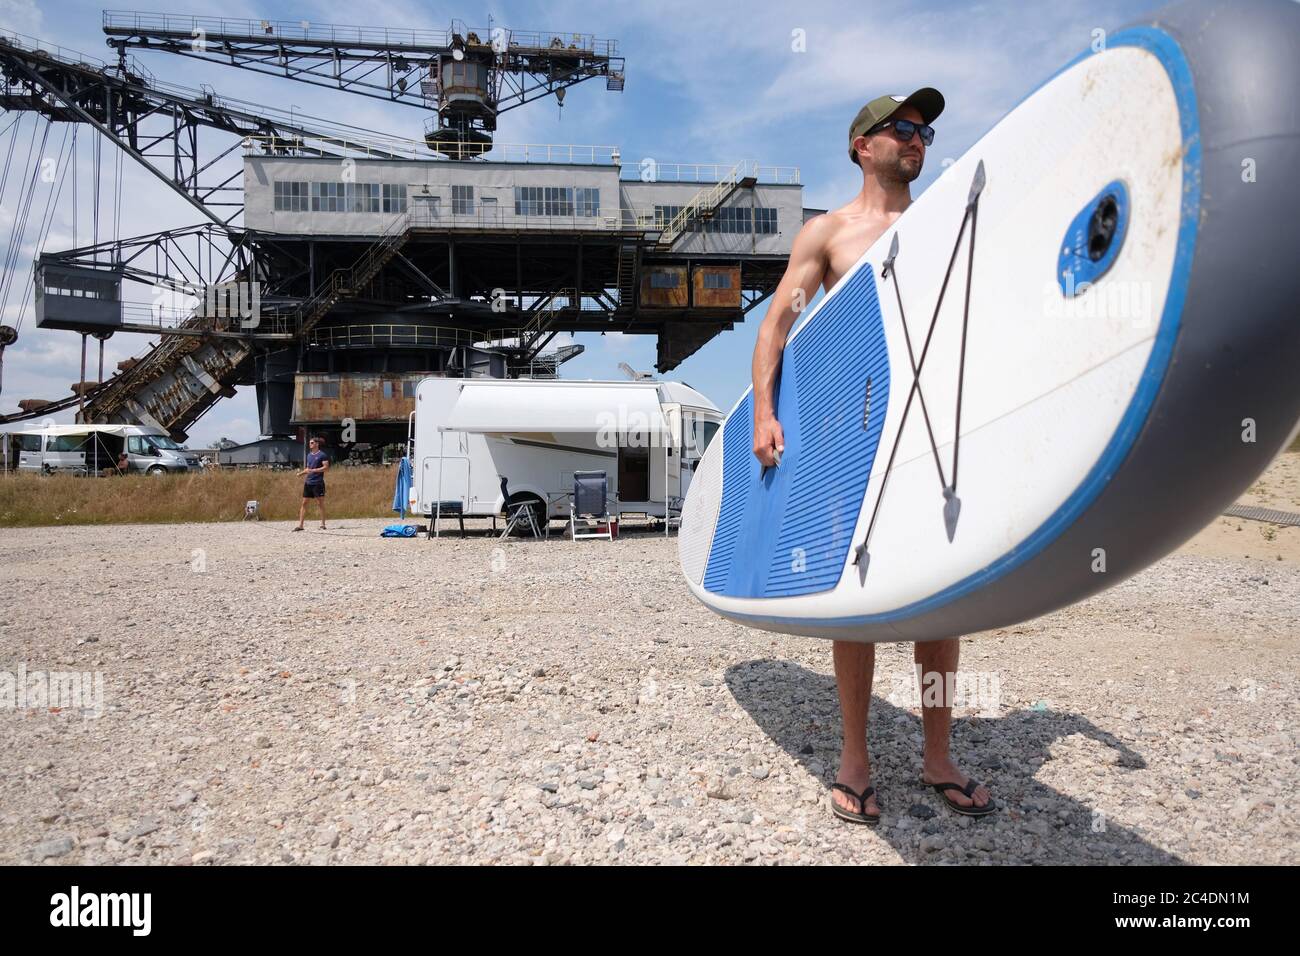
293, 436, 330, 531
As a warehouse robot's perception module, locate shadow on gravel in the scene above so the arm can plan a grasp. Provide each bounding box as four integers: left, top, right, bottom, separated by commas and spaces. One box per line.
726, 658, 1183, 864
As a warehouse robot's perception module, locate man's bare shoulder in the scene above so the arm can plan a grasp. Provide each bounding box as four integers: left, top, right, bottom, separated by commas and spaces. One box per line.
792, 210, 842, 254
800, 203, 869, 239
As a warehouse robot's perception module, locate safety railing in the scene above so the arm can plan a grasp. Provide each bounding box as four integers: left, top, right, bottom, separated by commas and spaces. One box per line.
118, 299, 299, 337
244, 135, 623, 165
103, 10, 619, 57
470, 142, 621, 165
636, 160, 800, 185
305, 324, 479, 349
405, 204, 665, 233
0, 27, 152, 82
242, 134, 801, 186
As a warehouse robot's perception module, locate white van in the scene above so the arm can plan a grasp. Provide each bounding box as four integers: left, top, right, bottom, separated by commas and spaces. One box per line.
5, 424, 198, 475
409, 378, 723, 528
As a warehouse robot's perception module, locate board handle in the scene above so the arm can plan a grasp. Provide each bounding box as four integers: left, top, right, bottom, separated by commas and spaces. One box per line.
758, 445, 783, 480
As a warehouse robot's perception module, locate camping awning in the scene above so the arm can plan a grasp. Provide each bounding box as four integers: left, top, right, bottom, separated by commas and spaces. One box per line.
443, 382, 670, 434
5, 423, 134, 437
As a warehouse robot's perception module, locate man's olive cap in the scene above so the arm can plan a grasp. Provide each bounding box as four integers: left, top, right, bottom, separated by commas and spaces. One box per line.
848, 87, 945, 164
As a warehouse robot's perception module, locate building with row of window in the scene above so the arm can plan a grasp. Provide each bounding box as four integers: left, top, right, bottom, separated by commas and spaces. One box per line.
246, 154, 805, 258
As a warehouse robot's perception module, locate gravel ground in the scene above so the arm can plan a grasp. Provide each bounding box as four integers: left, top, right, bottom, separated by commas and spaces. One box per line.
1, 509, 1297, 865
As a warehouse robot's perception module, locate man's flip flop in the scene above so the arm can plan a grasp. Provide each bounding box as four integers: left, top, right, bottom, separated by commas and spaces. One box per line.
830, 783, 881, 826
926, 777, 997, 817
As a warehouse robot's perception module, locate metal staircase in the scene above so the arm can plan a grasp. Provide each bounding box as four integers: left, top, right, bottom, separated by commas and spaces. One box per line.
614, 243, 638, 313
296, 214, 412, 335
520, 288, 575, 360
654, 160, 759, 250
484, 286, 575, 359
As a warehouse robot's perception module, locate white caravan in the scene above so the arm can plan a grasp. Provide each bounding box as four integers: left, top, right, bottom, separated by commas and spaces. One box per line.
409, 378, 723, 528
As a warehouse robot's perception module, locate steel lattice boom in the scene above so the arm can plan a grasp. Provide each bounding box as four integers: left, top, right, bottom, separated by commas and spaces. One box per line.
102, 10, 626, 158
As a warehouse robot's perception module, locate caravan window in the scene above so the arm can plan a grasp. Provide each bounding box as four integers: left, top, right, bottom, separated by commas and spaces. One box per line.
47, 435, 87, 452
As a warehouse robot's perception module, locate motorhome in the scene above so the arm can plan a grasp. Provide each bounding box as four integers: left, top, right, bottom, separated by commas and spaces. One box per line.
409, 378, 723, 530
3, 424, 199, 475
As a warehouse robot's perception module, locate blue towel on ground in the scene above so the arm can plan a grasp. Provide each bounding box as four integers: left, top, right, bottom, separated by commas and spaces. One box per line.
381, 524, 417, 537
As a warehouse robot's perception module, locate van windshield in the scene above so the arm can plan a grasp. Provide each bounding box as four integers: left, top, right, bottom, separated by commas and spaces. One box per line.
146, 435, 183, 451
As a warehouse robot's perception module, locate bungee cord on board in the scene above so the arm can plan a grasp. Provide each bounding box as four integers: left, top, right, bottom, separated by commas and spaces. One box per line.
853, 160, 985, 575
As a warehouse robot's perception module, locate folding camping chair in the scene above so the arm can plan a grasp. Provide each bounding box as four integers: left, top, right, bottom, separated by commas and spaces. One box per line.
498, 476, 542, 539
664, 494, 685, 537
569, 470, 614, 541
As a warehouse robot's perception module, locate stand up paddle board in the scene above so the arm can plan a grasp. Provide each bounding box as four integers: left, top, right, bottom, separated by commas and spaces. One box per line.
679, 0, 1300, 642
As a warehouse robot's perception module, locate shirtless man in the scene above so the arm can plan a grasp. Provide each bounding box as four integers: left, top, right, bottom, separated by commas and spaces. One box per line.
750, 89, 995, 824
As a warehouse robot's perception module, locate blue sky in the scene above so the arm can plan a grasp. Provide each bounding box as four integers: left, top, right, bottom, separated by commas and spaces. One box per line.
0, 0, 1163, 446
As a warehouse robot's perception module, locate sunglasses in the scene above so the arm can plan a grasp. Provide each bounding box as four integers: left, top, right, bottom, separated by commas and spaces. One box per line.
868, 118, 935, 147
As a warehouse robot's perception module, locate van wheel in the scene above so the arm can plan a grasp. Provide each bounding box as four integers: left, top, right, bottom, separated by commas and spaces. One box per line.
147, 465, 166, 476
506, 495, 546, 537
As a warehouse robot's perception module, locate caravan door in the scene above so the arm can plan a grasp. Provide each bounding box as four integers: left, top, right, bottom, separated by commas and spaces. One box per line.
420, 426, 471, 514
647, 403, 682, 505
660, 403, 682, 502
427, 455, 470, 512
677, 409, 719, 501
13, 433, 43, 473
679, 410, 699, 500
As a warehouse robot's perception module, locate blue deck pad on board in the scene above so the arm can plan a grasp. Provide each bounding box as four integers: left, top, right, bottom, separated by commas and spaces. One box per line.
703, 265, 891, 597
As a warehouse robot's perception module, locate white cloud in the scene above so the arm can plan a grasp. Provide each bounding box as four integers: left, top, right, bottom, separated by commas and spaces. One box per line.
0, 0, 42, 36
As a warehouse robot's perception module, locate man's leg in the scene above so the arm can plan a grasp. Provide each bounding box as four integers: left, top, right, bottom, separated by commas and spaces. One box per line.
295, 497, 307, 530
316, 493, 327, 528
915, 638, 991, 809
832, 639, 880, 818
